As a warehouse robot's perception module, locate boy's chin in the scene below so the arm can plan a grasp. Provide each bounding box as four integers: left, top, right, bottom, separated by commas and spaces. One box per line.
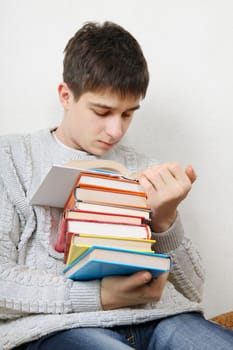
91, 148, 111, 157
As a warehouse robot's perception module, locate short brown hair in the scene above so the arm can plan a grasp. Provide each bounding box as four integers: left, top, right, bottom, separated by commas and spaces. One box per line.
63, 21, 149, 100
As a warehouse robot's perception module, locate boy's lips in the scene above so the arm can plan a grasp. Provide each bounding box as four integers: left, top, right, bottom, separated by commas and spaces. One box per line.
98, 140, 117, 147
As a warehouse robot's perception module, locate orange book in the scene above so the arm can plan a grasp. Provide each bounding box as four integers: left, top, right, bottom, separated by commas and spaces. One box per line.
74, 186, 148, 209
64, 171, 147, 211
76, 172, 144, 194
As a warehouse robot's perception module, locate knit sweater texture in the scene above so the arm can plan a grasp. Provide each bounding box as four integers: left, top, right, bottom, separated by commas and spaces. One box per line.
0, 129, 204, 349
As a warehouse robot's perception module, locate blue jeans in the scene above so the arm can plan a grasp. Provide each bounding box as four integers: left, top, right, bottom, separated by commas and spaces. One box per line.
15, 312, 233, 350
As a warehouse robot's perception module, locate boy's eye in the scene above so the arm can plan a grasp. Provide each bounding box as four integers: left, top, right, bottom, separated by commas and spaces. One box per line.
93, 109, 109, 117
122, 112, 133, 118
92, 109, 133, 118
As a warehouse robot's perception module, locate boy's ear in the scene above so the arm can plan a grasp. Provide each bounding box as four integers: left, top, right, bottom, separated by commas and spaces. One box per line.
58, 82, 73, 110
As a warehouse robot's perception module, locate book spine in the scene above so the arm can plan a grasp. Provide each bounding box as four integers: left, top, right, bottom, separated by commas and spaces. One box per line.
64, 232, 74, 263
55, 214, 67, 252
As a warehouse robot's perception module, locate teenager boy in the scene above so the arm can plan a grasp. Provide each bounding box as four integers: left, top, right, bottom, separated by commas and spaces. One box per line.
0, 21, 232, 350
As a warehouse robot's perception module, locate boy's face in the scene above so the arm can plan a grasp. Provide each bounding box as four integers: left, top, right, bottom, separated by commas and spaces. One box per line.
56, 84, 141, 156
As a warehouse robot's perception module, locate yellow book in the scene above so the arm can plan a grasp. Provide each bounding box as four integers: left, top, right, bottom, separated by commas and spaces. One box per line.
66, 244, 91, 265
65, 233, 155, 265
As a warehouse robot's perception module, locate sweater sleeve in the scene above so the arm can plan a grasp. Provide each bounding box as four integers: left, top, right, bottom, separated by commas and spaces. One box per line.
135, 154, 205, 303
0, 178, 102, 318
0, 140, 103, 319
152, 213, 205, 303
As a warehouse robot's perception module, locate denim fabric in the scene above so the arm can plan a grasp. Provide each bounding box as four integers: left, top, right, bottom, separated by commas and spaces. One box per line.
15, 312, 233, 350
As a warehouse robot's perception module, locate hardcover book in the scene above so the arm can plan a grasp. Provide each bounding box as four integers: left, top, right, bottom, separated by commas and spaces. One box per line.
65, 219, 151, 238
73, 186, 148, 210
65, 232, 155, 264
55, 216, 151, 252
76, 172, 144, 194
63, 245, 171, 281
73, 201, 151, 221
64, 209, 147, 225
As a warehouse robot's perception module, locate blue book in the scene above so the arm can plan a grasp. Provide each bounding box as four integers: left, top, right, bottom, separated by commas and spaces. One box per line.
63, 245, 171, 281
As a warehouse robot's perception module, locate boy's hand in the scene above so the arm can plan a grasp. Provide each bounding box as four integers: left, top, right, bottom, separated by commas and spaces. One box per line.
101, 271, 168, 310
139, 162, 197, 232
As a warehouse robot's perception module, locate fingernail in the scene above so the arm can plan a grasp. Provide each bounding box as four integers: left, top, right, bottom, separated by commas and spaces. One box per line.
143, 272, 152, 282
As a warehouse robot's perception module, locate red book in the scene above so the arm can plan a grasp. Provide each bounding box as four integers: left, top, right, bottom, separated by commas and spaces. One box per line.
64, 208, 147, 225
55, 212, 151, 253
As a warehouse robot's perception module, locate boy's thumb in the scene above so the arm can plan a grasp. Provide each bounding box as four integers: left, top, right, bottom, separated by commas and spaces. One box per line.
185, 165, 197, 184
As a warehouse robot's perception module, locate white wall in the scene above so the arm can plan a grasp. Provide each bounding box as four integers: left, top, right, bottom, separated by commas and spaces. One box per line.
0, 0, 232, 318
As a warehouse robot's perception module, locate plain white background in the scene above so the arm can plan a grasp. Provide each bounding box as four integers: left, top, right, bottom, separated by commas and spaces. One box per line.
0, 0, 232, 318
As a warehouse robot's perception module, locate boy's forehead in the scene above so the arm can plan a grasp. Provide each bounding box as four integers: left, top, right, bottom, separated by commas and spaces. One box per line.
83, 91, 141, 109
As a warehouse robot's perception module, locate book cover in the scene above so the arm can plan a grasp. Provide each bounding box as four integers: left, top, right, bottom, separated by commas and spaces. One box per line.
30, 159, 138, 208
66, 243, 90, 264
63, 245, 171, 281
65, 233, 155, 264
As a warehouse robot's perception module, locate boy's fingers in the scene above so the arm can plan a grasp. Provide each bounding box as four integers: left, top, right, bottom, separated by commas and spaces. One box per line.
185, 165, 197, 184
122, 271, 153, 290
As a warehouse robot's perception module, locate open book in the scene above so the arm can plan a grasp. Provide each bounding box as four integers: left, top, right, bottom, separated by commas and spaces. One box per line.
30, 159, 139, 208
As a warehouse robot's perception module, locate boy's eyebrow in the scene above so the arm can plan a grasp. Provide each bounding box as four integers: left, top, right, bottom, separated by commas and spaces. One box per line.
89, 102, 140, 112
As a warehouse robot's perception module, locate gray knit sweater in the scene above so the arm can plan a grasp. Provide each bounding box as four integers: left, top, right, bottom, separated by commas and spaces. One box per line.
0, 129, 204, 349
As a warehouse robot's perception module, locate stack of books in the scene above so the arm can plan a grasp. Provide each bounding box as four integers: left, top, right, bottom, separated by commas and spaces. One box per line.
30, 159, 171, 280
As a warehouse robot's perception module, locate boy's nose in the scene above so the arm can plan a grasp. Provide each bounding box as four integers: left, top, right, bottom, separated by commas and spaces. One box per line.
105, 116, 123, 140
